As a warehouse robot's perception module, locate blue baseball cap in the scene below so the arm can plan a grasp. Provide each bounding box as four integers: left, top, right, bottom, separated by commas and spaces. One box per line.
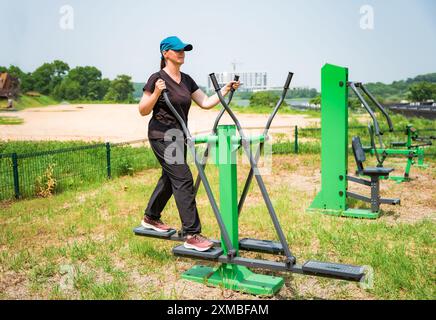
160, 36, 193, 54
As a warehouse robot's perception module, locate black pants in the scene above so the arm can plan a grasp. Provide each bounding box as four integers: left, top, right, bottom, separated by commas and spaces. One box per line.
144, 139, 201, 234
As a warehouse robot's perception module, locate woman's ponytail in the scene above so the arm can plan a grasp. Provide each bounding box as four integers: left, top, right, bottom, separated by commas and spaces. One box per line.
160, 57, 166, 70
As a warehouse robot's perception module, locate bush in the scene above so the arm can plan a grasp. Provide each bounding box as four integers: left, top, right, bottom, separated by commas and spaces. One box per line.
249, 91, 288, 108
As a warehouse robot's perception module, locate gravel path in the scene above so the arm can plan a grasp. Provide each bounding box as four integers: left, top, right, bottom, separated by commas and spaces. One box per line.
0, 104, 319, 142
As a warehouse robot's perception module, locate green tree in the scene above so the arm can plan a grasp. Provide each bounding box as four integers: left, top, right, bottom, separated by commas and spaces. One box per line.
408, 82, 436, 102
104, 75, 135, 102
32, 60, 69, 95
67, 66, 103, 99
249, 91, 287, 108
52, 78, 81, 100
309, 95, 321, 105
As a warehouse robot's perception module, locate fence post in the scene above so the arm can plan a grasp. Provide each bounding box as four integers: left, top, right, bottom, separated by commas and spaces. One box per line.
106, 142, 111, 179
294, 125, 299, 154
11, 153, 20, 199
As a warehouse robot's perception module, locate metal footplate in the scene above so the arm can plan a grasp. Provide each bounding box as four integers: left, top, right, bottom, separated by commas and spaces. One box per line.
302, 260, 365, 281
172, 245, 223, 261
380, 198, 401, 205
239, 238, 284, 254
133, 226, 177, 239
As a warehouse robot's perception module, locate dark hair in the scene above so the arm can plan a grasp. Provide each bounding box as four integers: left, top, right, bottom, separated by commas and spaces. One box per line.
160, 56, 166, 70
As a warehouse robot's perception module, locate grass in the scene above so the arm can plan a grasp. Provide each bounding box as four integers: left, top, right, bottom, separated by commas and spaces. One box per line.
0, 116, 23, 125
0, 153, 434, 300
0, 140, 159, 200
229, 104, 321, 118
14, 95, 59, 111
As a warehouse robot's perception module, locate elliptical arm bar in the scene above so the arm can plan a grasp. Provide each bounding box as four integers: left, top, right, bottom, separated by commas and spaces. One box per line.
209, 73, 296, 265
238, 72, 294, 215
162, 91, 236, 257
348, 82, 382, 139
194, 75, 240, 194
263, 72, 293, 135
368, 123, 383, 166
357, 83, 394, 132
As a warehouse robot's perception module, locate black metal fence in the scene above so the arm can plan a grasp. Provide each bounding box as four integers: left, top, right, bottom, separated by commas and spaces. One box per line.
0, 140, 158, 201
1, 125, 435, 201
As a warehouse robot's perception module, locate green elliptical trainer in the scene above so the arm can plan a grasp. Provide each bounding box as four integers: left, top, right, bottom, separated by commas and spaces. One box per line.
134, 70, 367, 296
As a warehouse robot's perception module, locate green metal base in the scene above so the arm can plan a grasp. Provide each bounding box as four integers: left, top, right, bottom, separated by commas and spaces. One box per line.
307, 207, 380, 219
181, 264, 284, 296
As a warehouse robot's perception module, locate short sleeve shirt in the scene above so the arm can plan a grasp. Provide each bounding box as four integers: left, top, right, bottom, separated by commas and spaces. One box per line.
143, 69, 199, 140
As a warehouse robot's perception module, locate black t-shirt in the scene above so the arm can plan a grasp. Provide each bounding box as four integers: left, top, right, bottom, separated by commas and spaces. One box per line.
143, 69, 199, 140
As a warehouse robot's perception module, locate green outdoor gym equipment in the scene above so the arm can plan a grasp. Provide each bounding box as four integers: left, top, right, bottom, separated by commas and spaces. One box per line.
133, 71, 366, 296
372, 124, 434, 181
308, 64, 400, 219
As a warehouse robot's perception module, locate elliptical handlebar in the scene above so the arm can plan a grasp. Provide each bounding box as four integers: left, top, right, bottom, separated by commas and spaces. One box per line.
209, 72, 296, 265
357, 83, 394, 133
284, 72, 293, 90
161, 89, 236, 258
367, 123, 384, 166
162, 89, 191, 139
348, 82, 384, 149
264, 72, 293, 135
211, 75, 240, 134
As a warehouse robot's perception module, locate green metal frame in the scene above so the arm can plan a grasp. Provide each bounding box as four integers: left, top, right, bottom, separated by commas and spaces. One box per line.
181, 125, 284, 295
308, 64, 379, 219
367, 124, 429, 183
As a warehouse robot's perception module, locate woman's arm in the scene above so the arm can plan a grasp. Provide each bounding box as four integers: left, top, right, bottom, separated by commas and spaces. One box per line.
192, 81, 240, 110
138, 79, 166, 116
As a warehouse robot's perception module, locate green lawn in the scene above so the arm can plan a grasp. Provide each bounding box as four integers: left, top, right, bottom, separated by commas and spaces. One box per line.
0, 116, 24, 125
0, 153, 434, 300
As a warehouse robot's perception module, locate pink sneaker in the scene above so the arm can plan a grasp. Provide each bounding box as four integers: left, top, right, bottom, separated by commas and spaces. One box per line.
141, 216, 172, 233
184, 234, 214, 252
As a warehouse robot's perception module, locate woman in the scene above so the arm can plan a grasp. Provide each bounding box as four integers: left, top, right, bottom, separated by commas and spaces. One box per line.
138, 36, 240, 252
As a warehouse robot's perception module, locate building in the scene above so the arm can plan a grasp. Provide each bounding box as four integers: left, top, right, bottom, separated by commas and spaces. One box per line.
207, 71, 267, 92
0, 72, 20, 98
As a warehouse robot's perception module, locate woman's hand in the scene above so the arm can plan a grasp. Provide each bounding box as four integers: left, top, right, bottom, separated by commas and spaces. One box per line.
154, 79, 166, 94
223, 80, 241, 95
139, 79, 166, 116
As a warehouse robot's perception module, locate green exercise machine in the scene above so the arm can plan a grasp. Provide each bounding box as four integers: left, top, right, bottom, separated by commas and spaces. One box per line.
133, 71, 367, 296
308, 64, 400, 219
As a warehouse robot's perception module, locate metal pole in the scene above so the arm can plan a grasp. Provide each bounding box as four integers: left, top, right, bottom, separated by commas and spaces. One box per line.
12, 153, 20, 199
162, 91, 236, 257
209, 73, 296, 265
194, 75, 240, 195
237, 72, 293, 215
294, 125, 299, 154
106, 142, 111, 179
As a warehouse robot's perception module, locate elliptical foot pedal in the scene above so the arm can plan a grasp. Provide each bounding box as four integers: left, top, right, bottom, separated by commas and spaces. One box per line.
380, 197, 401, 205
173, 245, 223, 261
302, 260, 364, 281
133, 226, 176, 239
239, 238, 284, 254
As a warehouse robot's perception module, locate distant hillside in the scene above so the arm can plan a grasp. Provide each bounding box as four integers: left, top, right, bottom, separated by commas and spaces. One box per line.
364, 73, 436, 102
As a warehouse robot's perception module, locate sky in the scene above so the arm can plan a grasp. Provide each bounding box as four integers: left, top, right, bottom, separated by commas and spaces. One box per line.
2, 0, 436, 89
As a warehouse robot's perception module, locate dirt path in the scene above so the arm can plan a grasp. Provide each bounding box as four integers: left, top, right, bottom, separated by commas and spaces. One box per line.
0, 104, 319, 142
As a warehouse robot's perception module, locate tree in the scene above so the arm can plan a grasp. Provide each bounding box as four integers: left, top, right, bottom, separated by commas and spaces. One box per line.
52, 78, 81, 100
67, 66, 103, 99
32, 60, 69, 94
408, 82, 436, 102
249, 91, 287, 108
104, 75, 134, 102
309, 95, 321, 105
